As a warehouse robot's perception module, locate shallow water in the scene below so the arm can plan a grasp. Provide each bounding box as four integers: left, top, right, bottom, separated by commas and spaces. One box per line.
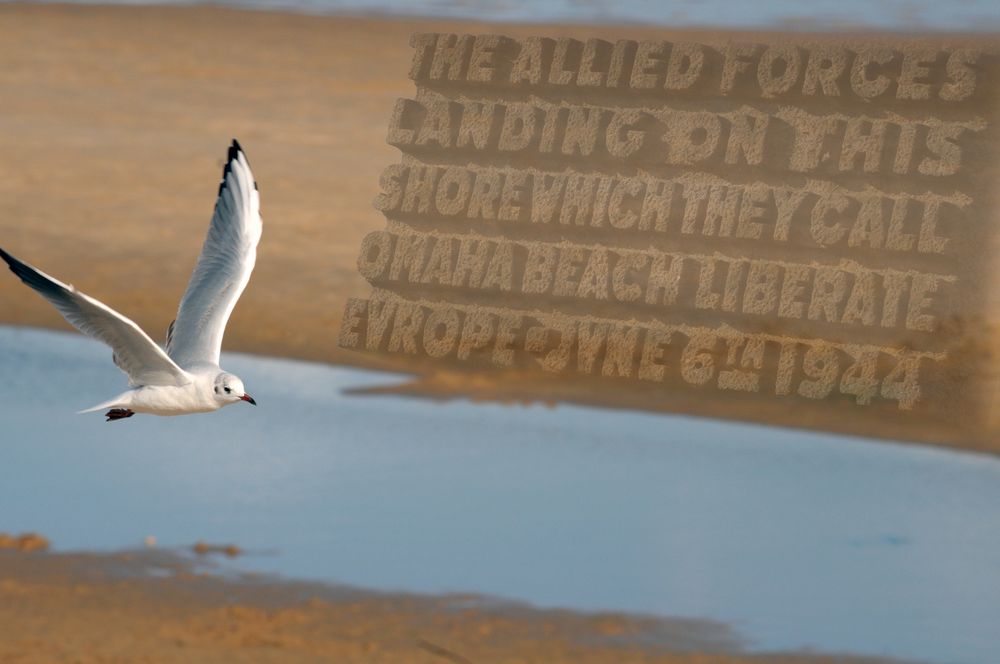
4, 0, 1000, 32
1, 325, 998, 663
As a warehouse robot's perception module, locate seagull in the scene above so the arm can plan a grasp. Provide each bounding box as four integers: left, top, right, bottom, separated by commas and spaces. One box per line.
0, 140, 261, 421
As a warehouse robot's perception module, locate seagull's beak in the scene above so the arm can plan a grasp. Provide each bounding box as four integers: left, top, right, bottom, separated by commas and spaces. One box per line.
240, 393, 257, 406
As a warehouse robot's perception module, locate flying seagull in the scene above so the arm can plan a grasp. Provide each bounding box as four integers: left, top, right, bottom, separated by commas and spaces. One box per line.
0, 140, 261, 421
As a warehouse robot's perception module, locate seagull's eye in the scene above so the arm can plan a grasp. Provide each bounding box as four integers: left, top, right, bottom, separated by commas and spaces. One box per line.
224, 387, 231, 394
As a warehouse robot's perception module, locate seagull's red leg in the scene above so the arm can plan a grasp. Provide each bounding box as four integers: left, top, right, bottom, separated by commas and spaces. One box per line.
105, 409, 135, 422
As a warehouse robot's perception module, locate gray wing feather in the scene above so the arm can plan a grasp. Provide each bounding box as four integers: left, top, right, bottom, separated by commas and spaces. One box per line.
0, 248, 189, 387
167, 140, 262, 370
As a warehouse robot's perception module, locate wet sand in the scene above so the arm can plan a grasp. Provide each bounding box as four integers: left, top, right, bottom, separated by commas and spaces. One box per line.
0, 547, 916, 664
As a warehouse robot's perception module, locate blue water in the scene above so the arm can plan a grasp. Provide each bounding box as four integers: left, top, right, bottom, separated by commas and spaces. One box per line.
5, 0, 1000, 32
1, 325, 999, 663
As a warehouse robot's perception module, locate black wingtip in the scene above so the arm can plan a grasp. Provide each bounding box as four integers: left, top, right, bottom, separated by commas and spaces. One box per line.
217, 139, 256, 196
218, 141, 240, 196
0, 246, 66, 297
0, 246, 19, 283
229, 139, 250, 166
0, 246, 25, 278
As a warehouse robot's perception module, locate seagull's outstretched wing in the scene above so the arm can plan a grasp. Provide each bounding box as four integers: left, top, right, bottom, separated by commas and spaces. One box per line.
0, 248, 190, 387
167, 139, 262, 370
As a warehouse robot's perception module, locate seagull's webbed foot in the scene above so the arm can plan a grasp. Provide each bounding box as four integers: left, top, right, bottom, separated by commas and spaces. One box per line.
105, 408, 135, 422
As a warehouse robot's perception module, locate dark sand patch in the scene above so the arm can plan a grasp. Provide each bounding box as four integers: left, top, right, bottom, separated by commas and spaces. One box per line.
0, 547, 921, 664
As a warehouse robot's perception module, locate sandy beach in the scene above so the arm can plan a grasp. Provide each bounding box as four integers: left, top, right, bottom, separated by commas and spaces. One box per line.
0, 2, 684, 369
0, 4, 996, 660
0, 545, 918, 664
2, 4, 999, 453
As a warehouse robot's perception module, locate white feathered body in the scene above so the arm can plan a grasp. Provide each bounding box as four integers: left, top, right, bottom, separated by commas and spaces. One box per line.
80, 373, 221, 416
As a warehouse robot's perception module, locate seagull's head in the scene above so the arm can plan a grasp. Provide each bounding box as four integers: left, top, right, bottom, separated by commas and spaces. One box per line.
213, 373, 256, 407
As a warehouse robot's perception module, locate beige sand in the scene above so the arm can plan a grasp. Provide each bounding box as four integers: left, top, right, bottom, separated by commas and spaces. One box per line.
0, 3, 682, 368
0, 547, 911, 664
1, 4, 997, 453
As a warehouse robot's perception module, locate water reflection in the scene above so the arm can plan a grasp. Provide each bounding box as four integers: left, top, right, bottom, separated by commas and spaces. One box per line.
0, 325, 997, 664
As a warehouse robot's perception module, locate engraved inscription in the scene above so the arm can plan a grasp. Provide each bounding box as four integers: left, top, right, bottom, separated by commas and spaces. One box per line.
343, 31, 999, 432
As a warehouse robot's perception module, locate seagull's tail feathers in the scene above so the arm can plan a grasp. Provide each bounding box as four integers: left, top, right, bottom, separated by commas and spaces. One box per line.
78, 392, 132, 415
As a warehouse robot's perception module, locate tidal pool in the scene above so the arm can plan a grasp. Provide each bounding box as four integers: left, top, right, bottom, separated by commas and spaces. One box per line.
0, 325, 998, 664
